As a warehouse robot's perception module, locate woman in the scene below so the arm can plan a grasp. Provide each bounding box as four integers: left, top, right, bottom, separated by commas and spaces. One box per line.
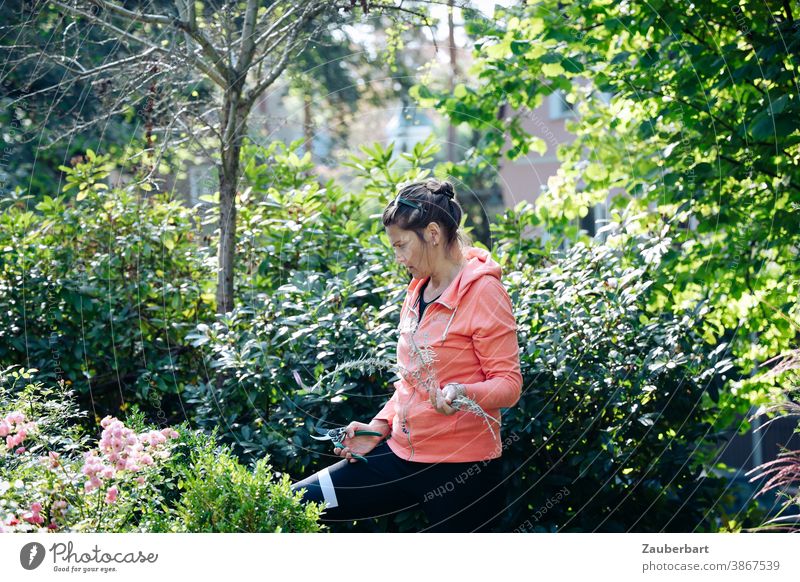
291, 178, 522, 532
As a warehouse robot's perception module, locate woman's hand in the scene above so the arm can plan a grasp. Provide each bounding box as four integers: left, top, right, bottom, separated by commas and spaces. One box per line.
430, 382, 466, 415
333, 420, 387, 463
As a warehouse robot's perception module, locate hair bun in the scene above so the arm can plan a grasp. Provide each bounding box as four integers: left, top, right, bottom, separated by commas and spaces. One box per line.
426, 179, 455, 200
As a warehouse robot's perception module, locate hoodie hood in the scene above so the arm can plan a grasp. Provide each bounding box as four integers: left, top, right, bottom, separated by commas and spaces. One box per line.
407, 246, 502, 310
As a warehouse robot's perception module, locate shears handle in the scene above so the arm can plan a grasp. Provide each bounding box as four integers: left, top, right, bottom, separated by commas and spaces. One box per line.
353, 430, 385, 437
332, 430, 385, 463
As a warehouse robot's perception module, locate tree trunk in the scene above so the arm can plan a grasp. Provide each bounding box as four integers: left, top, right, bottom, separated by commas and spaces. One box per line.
304, 92, 314, 159
216, 88, 247, 314
447, 0, 457, 163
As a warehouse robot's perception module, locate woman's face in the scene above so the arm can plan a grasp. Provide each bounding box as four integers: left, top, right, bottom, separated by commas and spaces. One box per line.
386, 224, 434, 279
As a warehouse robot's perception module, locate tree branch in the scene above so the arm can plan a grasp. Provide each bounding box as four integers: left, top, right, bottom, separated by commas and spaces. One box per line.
236, 0, 260, 74
244, 3, 331, 108
82, 0, 232, 83
86, 0, 173, 26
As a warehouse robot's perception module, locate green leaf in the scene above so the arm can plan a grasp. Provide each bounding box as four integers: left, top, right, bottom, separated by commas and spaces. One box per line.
541, 62, 565, 77
585, 163, 608, 182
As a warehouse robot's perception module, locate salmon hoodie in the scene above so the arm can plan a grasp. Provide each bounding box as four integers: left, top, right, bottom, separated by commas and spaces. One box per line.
371, 245, 522, 463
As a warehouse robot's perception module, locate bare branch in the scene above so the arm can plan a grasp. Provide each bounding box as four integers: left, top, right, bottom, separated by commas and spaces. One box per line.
244, 2, 331, 108
85, 0, 173, 26
50, 0, 172, 57
172, 11, 233, 82
55, 0, 231, 85
172, 0, 226, 88
249, 4, 301, 58
236, 0, 259, 73
65, 46, 159, 80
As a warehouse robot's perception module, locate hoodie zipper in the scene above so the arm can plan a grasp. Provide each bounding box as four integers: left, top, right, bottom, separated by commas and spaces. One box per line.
398, 284, 447, 460
397, 270, 464, 460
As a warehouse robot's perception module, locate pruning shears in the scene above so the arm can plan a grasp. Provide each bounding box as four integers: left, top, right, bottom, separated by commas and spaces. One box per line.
310, 426, 384, 463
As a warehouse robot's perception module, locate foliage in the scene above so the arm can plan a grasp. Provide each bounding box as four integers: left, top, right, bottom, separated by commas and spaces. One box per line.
0, 367, 321, 533
187, 184, 770, 531
164, 437, 323, 533
0, 366, 182, 533
411, 0, 800, 386
0, 0, 145, 199
0, 152, 214, 422
495, 208, 768, 532
183, 138, 450, 531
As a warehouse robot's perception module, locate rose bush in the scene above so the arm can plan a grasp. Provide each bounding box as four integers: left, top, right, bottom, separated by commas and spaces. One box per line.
0, 366, 323, 533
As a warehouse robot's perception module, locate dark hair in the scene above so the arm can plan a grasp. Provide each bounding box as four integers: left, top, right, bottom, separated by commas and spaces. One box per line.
382, 178, 472, 251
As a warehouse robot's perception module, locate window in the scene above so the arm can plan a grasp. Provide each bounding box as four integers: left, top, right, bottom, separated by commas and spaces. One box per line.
548, 89, 576, 120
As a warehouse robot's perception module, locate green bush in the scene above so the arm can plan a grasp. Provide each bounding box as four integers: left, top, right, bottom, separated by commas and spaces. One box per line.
493, 207, 768, 532
0, 151, 214, 423
0, 367, 322, 533
166, 437, 323, 533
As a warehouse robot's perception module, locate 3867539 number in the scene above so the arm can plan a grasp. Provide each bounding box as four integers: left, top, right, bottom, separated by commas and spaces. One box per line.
729, 560, 780, 571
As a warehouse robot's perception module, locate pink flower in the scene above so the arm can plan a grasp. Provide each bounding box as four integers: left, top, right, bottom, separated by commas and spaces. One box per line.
14, 447, 26, 455
100, 416, 113, 428
48, 451, 60, 469
105, 486, 118, 504
161, 427, 179, 439
31, 502, 42, 513
6, 411, 24, 425
0, 420, 9, 437
22, 510, 43, 525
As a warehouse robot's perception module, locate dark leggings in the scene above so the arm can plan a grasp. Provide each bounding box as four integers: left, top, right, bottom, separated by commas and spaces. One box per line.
290, 441, 506, 532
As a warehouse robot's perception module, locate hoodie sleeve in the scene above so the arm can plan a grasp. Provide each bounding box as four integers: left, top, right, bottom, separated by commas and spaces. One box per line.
461, 277, 522, 410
